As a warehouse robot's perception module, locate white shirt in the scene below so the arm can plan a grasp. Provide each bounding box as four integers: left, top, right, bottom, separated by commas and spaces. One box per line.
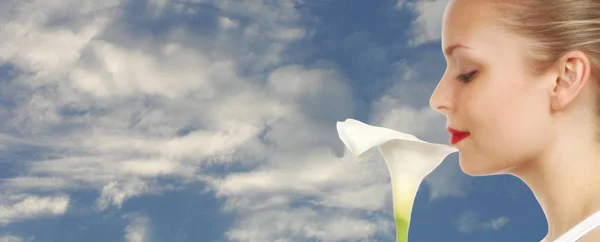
550, 211, 600, 242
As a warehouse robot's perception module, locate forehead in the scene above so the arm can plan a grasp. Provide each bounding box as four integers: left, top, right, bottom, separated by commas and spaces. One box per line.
441, 0, 505, 53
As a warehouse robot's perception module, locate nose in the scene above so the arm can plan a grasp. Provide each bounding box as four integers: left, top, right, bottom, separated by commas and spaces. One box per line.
429, 73, 453, 116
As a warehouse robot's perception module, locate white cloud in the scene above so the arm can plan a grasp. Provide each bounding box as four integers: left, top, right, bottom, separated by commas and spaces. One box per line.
313, 182, 391, 211
68, 41, 235, 99
271, 27, 306, 41
219, 16, 240, 29
454, 211, 510, 234
0, 236, 28, 242
397, 0, 449, 46
0, 0, 454, 240
483, 216, 510, 231
97, 180, 148, 210
147, 0, 168, 16
268, 64, 342, 101
124, 214, 150, 242
203, 146, 393, 240
209, 149, 386, 201
1, 177, 75, 191
0, 0, 122, 84
2, 0, 299, 206
225, 207, 392, 242
30, 156, 191, 181
212, 0, 302, 25
0, 0, 393, 240
0, 194, 69, 226
370, 99, 442, 140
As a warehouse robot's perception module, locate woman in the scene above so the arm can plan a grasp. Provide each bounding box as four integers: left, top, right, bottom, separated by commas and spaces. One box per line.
429, 0, 600, 241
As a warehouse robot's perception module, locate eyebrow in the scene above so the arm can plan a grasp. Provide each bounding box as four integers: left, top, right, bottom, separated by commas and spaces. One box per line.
443, 43, 470, 56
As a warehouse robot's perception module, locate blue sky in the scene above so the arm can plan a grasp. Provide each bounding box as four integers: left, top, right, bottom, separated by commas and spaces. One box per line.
0, 0, 548, 241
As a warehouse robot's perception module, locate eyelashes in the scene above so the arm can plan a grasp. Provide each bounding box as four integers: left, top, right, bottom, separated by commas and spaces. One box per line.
457, 70, 477, 83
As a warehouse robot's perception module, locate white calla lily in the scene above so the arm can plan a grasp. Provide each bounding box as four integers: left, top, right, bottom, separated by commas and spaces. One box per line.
336, 118, 458, 242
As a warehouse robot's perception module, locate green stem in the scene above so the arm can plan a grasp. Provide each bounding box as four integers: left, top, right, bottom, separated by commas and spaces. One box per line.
395, 215, 410, 242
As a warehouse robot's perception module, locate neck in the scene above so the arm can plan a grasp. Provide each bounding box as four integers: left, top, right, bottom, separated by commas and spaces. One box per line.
511, 131, 600, 241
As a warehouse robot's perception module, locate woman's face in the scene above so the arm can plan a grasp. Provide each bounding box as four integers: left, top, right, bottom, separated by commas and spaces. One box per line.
429, 0, 555, 176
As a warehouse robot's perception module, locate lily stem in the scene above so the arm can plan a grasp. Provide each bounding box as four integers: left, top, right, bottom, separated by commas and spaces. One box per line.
390, 174, 421, 242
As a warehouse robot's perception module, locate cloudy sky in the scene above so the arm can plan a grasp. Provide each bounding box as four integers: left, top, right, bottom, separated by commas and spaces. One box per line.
0, 0, 548, 241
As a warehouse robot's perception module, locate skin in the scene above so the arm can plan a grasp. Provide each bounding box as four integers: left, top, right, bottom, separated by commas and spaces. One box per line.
429, 0, 600, 241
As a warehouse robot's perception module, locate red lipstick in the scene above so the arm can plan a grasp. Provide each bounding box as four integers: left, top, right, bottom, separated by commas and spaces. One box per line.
447, 127, 470, 145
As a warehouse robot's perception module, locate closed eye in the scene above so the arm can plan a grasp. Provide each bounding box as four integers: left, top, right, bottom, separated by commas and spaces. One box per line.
457, 71, 477, 83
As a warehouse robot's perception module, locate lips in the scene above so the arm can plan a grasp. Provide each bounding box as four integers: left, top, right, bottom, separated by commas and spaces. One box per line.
447, 127, 470, 145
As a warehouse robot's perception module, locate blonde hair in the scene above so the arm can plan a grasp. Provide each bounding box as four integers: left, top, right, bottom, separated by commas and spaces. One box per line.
491, 0, 600, 79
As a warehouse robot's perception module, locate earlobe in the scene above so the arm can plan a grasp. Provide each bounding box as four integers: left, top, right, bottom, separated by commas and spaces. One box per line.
549, 75, 567, 111
549, 75, 572, 111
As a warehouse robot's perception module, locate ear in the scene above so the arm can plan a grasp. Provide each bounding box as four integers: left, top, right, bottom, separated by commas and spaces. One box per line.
549, 50, 592, 111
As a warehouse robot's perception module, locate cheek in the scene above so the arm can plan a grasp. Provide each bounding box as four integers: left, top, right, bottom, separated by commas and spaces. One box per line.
506, 90, 554, 157
460, 80, 552, 174
483, 103, 551, 163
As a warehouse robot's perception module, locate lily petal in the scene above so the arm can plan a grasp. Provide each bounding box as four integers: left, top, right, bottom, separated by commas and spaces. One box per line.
336, 118, 458, 242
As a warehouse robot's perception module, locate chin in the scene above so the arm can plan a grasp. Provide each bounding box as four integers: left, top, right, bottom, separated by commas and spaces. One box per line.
459, 163, 490, 176
458, 154, 504, 177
